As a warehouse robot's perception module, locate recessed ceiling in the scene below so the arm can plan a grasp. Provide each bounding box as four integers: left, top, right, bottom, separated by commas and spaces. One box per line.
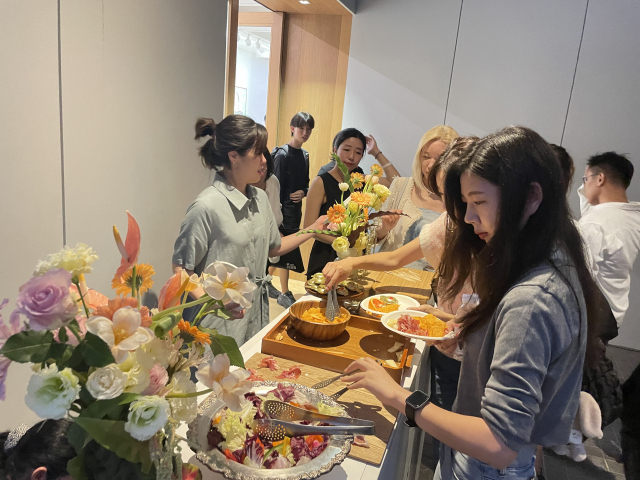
239, 0, 272, 13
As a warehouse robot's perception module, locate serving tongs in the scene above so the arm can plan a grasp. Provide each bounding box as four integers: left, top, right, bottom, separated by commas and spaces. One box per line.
253, 400, 375, 442
325, 286, 339, 322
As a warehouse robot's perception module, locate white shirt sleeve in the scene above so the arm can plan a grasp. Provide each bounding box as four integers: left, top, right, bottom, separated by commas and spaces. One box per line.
577, 185, 593, 217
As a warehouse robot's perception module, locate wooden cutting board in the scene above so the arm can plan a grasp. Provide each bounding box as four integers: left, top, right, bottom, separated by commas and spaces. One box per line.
244, 353, 399, 466
366, 268, 434, 304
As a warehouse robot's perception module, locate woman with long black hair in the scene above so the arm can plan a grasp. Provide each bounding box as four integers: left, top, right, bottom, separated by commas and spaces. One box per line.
340, 126, 600, 479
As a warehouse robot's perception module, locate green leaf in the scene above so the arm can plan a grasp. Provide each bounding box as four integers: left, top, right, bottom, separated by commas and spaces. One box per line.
67, 333, 115, 370
80, 393, 140, 421
67, 454, 88, 480
83, 439, 155, 480
209, 333, 244, 368
150, 312, 181, 338
332, 153, 354, 191
73, 417, 152, 474
59, 326, 69, 343
47, 342, 74, 366
67, 421, 91, 453
0, 330, 54, 363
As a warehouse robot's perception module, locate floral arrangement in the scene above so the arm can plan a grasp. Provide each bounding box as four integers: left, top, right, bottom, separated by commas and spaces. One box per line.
0, 212, 257, 480
300, 154, 392, 259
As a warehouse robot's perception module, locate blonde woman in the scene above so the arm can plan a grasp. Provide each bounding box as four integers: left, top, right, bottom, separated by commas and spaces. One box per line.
376, 126, 459, 270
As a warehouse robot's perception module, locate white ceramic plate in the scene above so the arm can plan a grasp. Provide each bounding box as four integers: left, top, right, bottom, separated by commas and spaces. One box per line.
360, 294, 420, 318
380, 310, 456, 341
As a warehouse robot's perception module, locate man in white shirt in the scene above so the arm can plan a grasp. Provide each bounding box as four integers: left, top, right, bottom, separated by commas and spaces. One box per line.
579, 152, 640, 327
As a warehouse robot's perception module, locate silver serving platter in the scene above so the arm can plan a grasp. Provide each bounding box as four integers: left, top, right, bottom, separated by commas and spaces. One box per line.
186, 381, 354, 480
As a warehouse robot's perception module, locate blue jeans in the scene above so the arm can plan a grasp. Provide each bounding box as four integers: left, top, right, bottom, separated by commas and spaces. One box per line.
434, 444, 536, 480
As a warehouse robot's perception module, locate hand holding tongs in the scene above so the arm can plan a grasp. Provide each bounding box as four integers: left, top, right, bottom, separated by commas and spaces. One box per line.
253, 400, 375, 442
325, 286, 339, 322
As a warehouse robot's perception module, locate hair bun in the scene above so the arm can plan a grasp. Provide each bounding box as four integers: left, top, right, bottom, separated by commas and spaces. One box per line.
195, 118, 217, 140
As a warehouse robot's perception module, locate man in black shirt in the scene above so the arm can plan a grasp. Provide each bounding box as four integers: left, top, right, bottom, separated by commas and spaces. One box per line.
267, 112, 314, 308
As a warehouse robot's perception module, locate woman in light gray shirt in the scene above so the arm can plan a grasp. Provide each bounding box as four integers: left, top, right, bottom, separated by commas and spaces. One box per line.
172, 116, 323, 346
339, 126, 601, 479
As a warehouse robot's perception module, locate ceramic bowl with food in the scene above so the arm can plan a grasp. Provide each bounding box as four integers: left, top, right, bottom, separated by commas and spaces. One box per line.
289, 300, 351, 341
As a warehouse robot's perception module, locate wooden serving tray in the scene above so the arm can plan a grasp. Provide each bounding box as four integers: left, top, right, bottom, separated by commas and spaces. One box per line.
245, 353, 399, 466
261, 314, 414, 384
367, 268, 435, 304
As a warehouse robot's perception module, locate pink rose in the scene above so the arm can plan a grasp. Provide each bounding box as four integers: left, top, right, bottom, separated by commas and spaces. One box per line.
327, 222, 340, 232
142, 363, 169, 396
13, 269, 77, 331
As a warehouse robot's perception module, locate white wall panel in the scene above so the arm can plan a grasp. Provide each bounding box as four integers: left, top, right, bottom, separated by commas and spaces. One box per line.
342, 0, 462, 176
61, 0, 227, 296
0, 1, 62, 430
445, 0, 587, 143
561, 0, 640, 349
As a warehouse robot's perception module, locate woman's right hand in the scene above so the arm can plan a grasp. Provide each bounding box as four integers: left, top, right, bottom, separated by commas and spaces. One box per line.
323, 258, 354, 289
376, 209, 402, 239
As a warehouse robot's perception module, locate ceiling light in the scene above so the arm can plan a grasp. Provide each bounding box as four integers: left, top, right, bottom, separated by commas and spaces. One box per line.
299, 0, 310, 4
256, 40, 262, 51
245, 35, 251, 46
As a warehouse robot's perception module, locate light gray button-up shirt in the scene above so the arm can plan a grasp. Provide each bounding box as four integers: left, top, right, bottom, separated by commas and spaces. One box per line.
172, 173, 281, 345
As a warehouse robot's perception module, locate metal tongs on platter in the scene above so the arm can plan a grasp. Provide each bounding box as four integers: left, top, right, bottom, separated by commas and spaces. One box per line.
253, 400, 375, 442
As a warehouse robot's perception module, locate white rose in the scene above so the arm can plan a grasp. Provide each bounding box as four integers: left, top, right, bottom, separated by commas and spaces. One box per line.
86, 364, 127, 400
168, 371, 197, 423
124, 396, 170, 441
25, 365, 80, 419
143, 338, 171, 368
338, 182, 349, 192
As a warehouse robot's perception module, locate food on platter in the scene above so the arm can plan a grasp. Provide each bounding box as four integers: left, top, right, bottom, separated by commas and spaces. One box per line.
385, 359, 398, 368
247, 369, 265, 382
257, 355, 280, 371
353, 435, 370, 448
387, 341, 404, 353
305, 274, 363, 296
300, 307, 349, 324
390, 314, 446, 337
207, 384, 335, 469
277, 365, 302, 380
368, 295, 400, 313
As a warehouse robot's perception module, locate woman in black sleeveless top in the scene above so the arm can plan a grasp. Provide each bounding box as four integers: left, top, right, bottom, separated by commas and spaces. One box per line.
304, 128, 367, 278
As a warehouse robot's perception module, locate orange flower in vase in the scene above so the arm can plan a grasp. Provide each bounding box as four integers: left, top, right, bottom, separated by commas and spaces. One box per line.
94, 296, 152, 327
350, 172, 365, 189
327, 204, 347, 224
350, 192, 372, 208
177, 320, 211, 346
111, 263, 155, 297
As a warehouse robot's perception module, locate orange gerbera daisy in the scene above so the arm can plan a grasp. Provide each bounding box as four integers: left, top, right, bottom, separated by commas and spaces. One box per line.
112, 263, 155, 297
327, 204, 347, 224
351, 192, 372, 207
177, 320, 211, 345
370, 164, 383, 176
94, 297, 152, 327
350, 172, 365, 189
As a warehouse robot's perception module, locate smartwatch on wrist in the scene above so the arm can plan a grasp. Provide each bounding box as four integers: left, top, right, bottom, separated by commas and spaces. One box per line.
404, 390, 430, 427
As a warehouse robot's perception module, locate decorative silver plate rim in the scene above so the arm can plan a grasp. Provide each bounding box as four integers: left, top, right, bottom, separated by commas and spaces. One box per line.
186, 381, 354, 480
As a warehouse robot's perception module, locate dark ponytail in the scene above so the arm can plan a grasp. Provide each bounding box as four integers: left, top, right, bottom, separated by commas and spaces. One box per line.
195, 115, 268, 170
1, 420, 74, 480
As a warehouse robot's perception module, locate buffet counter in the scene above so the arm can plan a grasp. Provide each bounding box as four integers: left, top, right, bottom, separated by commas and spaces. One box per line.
179, 294, 431, 480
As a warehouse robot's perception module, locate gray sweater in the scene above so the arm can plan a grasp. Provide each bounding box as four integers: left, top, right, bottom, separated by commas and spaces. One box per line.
454, 257, 587, 453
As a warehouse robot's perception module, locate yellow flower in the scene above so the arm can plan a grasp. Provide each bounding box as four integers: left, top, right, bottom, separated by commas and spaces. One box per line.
350, 172, 365, 189
373, 184, 391, 202
354, 231, 368, 251
370, 164, 383, 176
112, 263, 155, 296
332, 236, 350, 253
327, 204, 347, 224
372, 198, 383, 211
177, 320, 211, 345
348, 201, 359, 213
34, 243, 99, 278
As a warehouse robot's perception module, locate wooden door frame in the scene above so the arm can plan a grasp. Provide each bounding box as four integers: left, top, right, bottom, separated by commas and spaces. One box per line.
226, 5, 285, 135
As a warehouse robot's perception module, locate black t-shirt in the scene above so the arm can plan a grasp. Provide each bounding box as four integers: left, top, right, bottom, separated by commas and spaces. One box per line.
272, 144, 310, 208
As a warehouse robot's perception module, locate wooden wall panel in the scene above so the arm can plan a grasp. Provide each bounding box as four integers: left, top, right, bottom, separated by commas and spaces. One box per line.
275, 13, 352, 279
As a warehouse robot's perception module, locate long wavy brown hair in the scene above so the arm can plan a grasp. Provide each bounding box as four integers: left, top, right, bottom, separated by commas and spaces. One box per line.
438, 126, 600, 366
